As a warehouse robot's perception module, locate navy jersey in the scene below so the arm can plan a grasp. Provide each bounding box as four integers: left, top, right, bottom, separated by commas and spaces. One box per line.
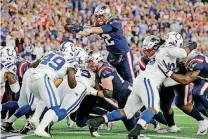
186, 55, 208, 81
100, 17, 130, 54
97, 62, 132, 98
16, 59, 30, 83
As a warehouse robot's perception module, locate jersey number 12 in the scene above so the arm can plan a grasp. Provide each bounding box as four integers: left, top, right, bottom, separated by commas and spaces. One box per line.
101, 34, 115, 46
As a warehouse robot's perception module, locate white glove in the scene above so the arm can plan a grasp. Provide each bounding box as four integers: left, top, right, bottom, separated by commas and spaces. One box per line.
158, 60, 173, 77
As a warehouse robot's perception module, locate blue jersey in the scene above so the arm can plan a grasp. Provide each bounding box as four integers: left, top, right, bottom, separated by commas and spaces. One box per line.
100, 17, 130, 54
97, 62, 132, 98
186, 55, 208, 81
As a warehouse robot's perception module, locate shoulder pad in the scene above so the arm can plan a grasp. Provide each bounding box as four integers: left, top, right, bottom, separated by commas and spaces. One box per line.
98, 66, 114, 77
106, 17, 121, 24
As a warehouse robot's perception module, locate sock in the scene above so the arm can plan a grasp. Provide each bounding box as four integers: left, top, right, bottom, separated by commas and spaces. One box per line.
153, 111, 168, 125
37, 109, 58, 130
31, 101, 46, 122
164, 111, 175, 127
7, 115, 17, 123
139, 109, 154, 127
14, 104, 32, 119
2, 101, 19, 111
194, 102, 208, 117
106, 109, 122, 123
184, 106, 204, 121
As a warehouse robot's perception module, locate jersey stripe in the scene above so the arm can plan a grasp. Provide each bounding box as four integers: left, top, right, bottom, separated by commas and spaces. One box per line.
18, 61, 28, 78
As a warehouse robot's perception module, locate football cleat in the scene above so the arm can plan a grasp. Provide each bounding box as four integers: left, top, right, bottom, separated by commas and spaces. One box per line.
87, 117, 105, 137
34, 127, 52, 137
66, 115, 74, 128
19, 120, 33, 134
157, 125, 180, 133
128, 134, 150, 139
45, 122, 53, 135
128, 124, 143, 139
197, 119, 208, 136
1, 122, 15, 132
106, 121, 114, 131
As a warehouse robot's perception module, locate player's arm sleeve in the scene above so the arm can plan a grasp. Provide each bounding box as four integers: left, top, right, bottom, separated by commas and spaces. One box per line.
167, 47, 187, 59
100, 69, 114, 91
101, 23, 120, 33
138, 56, 149, 71
7, 73, 20, 93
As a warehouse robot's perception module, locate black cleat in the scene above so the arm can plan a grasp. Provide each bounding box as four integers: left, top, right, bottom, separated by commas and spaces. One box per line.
128, 124, 143, 139
2, 122, 15, 132
87, 117, 105, 137
19, 121, 33, 134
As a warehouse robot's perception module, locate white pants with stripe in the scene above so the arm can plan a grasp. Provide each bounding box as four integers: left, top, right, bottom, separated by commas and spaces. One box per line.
58, 79, 87, 115
18, 68, 38, 110
29, 72, 60, 108
123, 75, 160, 119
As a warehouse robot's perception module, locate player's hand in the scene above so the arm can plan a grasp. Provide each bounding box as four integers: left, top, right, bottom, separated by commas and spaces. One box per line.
64, 24, 84, 33
158, 60, 173, 77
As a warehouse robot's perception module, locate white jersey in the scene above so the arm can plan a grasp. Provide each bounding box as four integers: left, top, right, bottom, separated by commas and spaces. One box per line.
140, 46, 187, 87
75, 68, 95, 88
35, 51, 75, 80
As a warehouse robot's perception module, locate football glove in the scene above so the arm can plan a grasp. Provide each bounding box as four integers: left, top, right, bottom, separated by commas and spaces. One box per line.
64, 24, 84, 33
158, 60, 173, 77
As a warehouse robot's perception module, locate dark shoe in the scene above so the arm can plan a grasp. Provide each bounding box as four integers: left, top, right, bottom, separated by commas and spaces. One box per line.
2, 122, 15, 132
87, 117, 105, 137
128, 124, 143, 139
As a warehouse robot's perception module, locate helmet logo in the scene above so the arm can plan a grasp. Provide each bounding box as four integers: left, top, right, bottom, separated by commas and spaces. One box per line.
7, 48, 14, 56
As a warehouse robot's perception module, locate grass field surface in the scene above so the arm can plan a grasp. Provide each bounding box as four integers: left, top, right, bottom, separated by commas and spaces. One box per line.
1, 107, 207, 139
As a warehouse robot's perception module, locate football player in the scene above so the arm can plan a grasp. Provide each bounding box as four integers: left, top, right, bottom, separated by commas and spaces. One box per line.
65, 4, 135, 83
158, 50, 208, 135
25, 41, 77, 137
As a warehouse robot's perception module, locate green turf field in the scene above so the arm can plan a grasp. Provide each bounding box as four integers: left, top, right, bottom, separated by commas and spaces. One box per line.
1, 107, 207, 139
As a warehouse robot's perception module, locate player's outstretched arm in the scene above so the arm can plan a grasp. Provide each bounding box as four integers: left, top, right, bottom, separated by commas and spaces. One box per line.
67, 67, 77, 89
170, 70, 200, 85
78, 27, 103, 36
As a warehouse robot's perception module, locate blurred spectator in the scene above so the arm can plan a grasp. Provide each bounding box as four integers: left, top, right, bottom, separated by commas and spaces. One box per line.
0, 0, 207, 62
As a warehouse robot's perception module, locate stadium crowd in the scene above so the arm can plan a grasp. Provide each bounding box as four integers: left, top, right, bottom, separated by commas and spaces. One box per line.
1, 0, 208, 61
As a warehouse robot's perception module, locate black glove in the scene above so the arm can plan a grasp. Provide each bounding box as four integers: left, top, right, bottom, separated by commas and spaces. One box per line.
158, 60, 173, 77
187, 42, 197, 51
64, 24, 84, 33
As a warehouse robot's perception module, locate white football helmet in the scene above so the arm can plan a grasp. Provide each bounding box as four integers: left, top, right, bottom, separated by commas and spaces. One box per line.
75, 47, 88, 68
0, 46, 17, 63
87, 51, 104, 71
142, 35, 162, 49
163, 32, 183, 48
94, 4, 111, 25
59, 41, 76, 60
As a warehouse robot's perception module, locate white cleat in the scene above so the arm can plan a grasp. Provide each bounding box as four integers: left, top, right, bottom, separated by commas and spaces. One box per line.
157, 125, 180, 133
154, 122, 161, 131
197, 119, 208, 136
128, 134, 150, 139
34, 127, 51, 137
29, 118, 39, 129
66, 115, 74, 128
91, 131, 101, 137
